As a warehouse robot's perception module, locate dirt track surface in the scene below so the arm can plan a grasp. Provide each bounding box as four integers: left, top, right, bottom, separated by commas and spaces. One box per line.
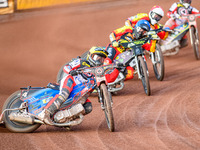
0, 0, 200, 149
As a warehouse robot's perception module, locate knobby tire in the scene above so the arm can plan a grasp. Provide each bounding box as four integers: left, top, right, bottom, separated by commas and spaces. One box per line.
100, 83, 115, 132
153, 44, 165, 81
138, 56, 151, 96
190, 26, 200, 60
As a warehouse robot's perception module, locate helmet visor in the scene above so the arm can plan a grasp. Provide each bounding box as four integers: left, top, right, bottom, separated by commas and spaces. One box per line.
153, 13, 162, 21
138, 28, 148, 37
93, 54, 105, 64
183, 0, 191, 4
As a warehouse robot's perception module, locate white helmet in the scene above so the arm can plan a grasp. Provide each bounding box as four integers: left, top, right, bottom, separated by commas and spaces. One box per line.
149, 5, 164, 25
180, 0, 191, 8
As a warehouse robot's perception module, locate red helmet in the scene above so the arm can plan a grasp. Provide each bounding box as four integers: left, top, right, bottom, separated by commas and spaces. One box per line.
149, 5, 164, 25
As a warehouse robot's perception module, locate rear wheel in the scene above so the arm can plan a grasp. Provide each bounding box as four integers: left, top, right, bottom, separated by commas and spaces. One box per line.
100, 84, 115, 132
138, 56, 151, 96
152, 44, 165, 81
3, 91, 41, 133
190, 26, 200, 60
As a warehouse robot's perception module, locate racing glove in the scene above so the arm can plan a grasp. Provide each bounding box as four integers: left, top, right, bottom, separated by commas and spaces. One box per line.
170, 13, 180, 20
69, 70, 78, 76
116, 63, 126, 72
112, 40, 119, 47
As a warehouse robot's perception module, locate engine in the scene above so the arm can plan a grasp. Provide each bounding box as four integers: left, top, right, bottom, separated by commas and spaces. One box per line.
53, 103, 85, 123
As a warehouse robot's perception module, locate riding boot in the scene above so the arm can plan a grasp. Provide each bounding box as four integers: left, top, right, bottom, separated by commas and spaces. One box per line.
38, 95, 67, 125
83, 100, 92, 115
180, 36, 188, 48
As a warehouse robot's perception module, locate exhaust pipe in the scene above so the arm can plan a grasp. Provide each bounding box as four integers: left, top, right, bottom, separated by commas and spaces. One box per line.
9, 112, 35, 124
9, 112, 43, 124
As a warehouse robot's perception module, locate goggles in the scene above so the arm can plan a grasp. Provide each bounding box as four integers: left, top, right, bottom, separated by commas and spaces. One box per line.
92, 54, 105, 64
152, 12, 162, 21
137, 27, 148, 37
183, 0, 191, 3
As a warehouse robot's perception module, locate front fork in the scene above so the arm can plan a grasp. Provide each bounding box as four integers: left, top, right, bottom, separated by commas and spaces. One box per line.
135, 55, 149, 79
190, 26, 199, 46
195, 28, 199, 45
97, 88, 105, 110
150, 52, 156, 65
97, 86, 113, 110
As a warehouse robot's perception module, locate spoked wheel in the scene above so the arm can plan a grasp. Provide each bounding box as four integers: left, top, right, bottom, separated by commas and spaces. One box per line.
3, 91, 41, 133
152, 44, 165, 81
100, 83, 115, 132
138, 56, 151, 96
190, 26, 200, 60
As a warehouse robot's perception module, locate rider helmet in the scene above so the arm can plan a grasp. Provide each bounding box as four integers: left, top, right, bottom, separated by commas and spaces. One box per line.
134, 20, 151, 39
180, 0, 191, 8
87, 46, 108, 66
149, 5, 164, 25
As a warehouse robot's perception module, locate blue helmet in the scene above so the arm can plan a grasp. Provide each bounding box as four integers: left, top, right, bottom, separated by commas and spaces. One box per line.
134, 20, 151, 39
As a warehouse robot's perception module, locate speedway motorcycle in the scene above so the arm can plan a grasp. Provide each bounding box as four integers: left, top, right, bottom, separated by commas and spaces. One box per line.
107, 38, 151, 96
107, 30, 166, 95
160, 13, 200, 60
0, 65, 115, 132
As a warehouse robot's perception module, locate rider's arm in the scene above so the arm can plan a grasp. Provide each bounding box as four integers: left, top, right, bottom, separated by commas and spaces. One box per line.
191, 7, 199, 14
63, 59, 81, 74
167, 3, 178, 18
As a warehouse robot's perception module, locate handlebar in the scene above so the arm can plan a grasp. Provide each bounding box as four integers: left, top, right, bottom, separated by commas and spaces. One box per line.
76, 64, 117, 76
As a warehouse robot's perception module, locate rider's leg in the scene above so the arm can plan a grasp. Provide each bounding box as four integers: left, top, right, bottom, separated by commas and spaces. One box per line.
180, 35, 188, 48
124, 66, 134, 81
83, 99, 92, 115
39, 75, 75, 125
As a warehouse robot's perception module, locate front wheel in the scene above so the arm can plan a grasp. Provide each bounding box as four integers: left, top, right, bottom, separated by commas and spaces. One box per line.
3, 91, 41, 133
152, 44, 165, 81
190, 26, 200, 60
100, 84, 115, 132
138, 56, 151, 96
